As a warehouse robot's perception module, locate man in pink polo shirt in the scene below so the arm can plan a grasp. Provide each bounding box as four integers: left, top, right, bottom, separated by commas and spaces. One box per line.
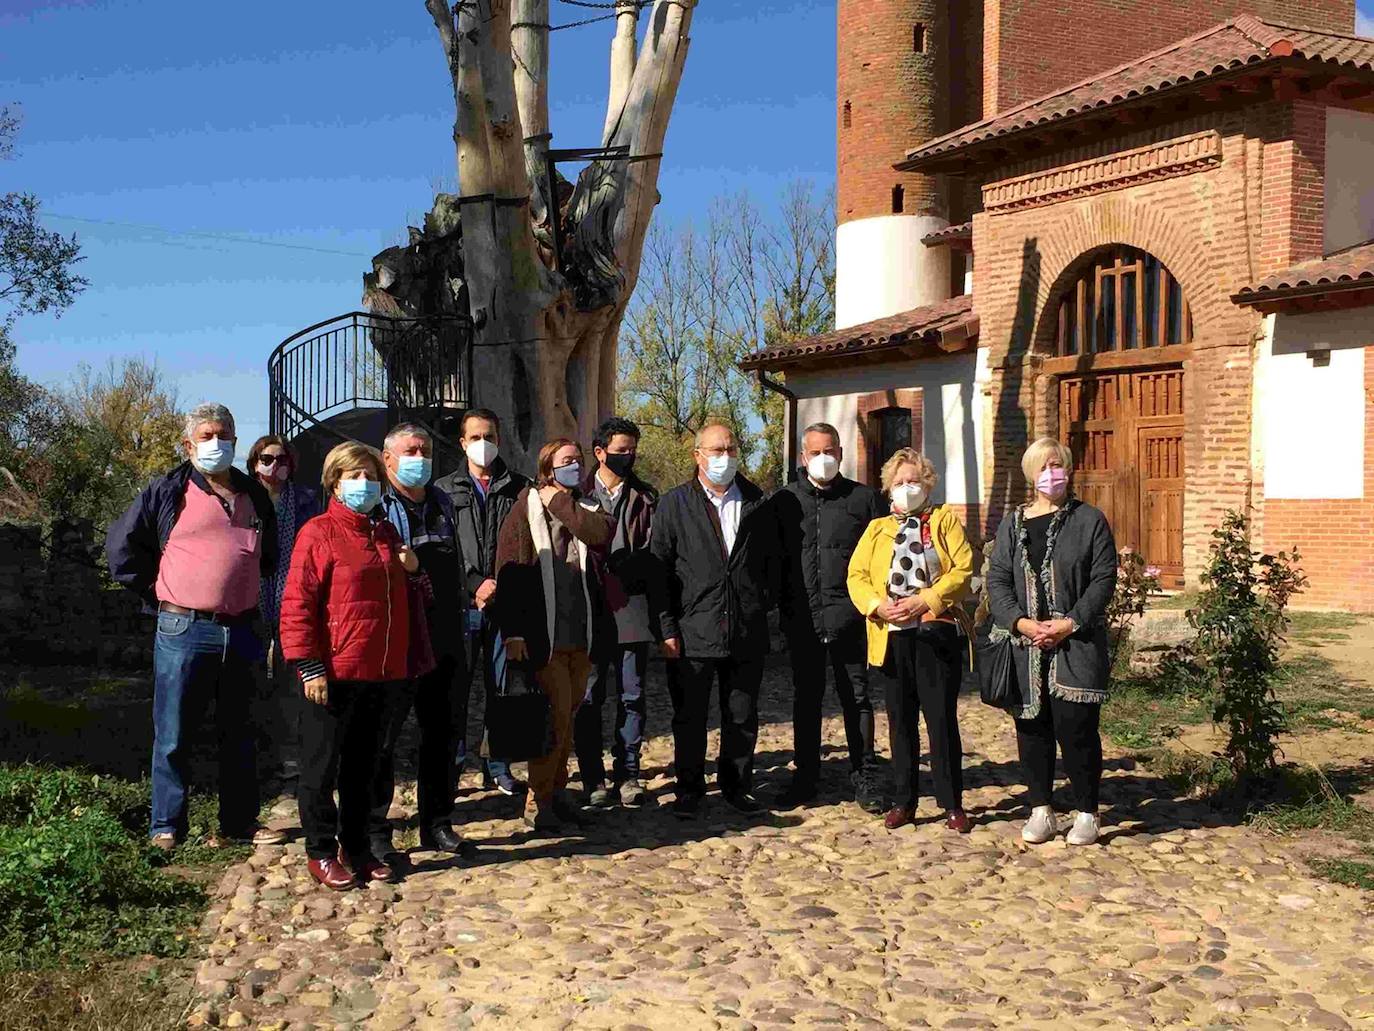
107, 402, 286, 850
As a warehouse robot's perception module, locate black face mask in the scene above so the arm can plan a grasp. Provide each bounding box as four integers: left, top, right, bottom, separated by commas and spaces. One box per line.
603, 452, 635, 478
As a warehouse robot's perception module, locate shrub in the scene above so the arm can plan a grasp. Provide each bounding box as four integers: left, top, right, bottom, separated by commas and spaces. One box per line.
1105, 548, 1160, 680
1188, 512, 1306, 783
0, 764, 207, 968
0, 808, 202, 964
0, 764, 148, 833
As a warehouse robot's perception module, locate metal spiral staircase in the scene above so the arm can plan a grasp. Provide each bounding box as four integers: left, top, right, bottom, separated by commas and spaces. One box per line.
267, 312, 474, 486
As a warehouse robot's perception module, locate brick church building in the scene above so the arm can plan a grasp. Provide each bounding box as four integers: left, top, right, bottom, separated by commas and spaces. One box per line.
743, 1, 1374, 609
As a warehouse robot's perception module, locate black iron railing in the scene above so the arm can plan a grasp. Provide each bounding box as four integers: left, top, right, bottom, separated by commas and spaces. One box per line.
268, 312, 473, 442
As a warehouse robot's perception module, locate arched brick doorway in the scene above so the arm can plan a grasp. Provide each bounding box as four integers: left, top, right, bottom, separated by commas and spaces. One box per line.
1042, 246, 1192, 587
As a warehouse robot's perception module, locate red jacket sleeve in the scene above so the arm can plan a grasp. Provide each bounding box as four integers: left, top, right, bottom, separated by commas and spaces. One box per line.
279, 520, 328, 663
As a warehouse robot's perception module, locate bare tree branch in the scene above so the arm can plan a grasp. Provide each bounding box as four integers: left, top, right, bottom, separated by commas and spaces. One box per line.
427, 0, 494, 197
477, 0, 532, 200
603, 1, 640, 143
512, 0, 555, 264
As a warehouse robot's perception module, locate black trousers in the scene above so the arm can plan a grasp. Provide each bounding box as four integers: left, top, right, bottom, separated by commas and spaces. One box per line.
297, 680, 391, 860
666, 655, 764, 797
371, 650, 463, 838
790, 629, 874, 784
1015, 687, 1103, 812
884, 624, 963, 810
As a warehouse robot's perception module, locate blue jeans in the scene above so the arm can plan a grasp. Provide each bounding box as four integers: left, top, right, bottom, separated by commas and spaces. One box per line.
151, 610, 265, 838
459, 608, 510, 779
574, 642, 649, 786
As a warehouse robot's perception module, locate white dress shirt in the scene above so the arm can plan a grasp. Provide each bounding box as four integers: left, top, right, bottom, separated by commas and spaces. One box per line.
701, 478, 743, 555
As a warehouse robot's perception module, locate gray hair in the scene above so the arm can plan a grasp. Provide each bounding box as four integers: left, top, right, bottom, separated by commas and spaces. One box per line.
384, 422, 432, 452
183, 402, 235, 441
801, 422, 840, 446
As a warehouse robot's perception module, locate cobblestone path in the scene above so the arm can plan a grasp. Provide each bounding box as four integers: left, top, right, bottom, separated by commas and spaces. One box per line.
192, 665, 1374, 1030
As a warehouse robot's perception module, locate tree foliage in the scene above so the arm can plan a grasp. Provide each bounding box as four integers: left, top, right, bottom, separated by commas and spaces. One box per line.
1189, 512, 1307, 782
0, 105, 178, 528
617, 181, 835, 490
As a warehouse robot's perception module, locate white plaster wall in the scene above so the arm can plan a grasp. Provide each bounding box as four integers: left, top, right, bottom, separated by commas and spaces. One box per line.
835, 215, 951, 329
1260, 309, 1368, 499
1324, 108, 1374, 253
789, 350, 984, 506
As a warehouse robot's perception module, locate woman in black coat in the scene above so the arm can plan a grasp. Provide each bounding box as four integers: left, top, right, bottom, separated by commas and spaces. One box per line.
986, 437, 1117, 847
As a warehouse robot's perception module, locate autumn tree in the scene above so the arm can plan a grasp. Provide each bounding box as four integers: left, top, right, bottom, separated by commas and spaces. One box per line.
0, 104, 89, 521
617, 181, 834, 489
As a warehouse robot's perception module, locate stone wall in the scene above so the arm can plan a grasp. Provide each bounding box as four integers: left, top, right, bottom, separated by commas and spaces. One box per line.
0, 520, 152, 668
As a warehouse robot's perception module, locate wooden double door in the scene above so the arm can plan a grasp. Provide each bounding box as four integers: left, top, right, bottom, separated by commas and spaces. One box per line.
1058, 365, 1184, 588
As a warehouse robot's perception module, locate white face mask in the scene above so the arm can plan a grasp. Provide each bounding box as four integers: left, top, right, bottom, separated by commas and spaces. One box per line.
466, 439, 498, 468
193, 437, 235, 475
552, 462, 581, 488
806, 453, 839, 484
891, 482, 928, 516
704, 454, 739, 487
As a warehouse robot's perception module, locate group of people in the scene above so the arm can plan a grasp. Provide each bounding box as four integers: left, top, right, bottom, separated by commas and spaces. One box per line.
106, 401, 1118, 892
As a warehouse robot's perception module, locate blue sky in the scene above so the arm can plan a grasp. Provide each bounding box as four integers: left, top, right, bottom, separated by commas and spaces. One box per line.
0, 0, 834, 450
3, 1, 1372, 453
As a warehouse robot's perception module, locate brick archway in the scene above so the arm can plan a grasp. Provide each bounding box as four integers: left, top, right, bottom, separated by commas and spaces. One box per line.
1022, 195, 1224, 360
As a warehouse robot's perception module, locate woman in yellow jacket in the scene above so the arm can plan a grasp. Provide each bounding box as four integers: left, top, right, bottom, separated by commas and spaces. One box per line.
847, 448, 974, 833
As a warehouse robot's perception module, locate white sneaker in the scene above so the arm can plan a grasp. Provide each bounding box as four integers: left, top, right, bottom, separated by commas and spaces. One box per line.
1066, 811, 1101, 846
1021, 805, 1059, 844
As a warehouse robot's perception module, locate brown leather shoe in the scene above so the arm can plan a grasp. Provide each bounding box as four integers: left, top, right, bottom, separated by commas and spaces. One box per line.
884, 805, 916, 830
945, 809, 972, 834
307, 856, 356, 891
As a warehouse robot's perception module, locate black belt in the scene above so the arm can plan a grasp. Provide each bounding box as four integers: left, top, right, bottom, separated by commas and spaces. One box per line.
158, 602, 259, 627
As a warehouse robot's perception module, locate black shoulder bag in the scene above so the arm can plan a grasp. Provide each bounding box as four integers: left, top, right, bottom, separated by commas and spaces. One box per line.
486, 661, 554, 762
976, 509, 1021, 711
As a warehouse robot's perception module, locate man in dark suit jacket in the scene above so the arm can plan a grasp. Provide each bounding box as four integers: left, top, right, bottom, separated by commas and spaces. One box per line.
650, 419, 783, 818
774, 422, 887, 812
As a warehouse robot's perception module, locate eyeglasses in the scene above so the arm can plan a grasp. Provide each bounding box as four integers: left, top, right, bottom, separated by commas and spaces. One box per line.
257, 454, 288, 466
696, 446, 739, 457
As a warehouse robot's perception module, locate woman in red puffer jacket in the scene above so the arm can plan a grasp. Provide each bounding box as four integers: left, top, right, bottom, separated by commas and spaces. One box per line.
280, 442, 417, 891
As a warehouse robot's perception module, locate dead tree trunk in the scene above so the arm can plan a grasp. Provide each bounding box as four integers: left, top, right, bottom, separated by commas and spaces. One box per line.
366, 0, 695, 471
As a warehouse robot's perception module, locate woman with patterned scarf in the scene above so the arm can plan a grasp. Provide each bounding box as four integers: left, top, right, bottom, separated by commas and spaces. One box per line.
248, 434, 320, 782
986, 437, 1117, 846
847, 449, 974, 833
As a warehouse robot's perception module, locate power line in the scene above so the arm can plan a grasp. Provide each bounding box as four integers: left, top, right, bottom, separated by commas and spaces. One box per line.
41, 213, 373, 259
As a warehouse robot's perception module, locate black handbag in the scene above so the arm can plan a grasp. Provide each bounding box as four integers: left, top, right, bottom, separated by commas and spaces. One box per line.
485, 662, 554, 762
976, 630, 1019, 710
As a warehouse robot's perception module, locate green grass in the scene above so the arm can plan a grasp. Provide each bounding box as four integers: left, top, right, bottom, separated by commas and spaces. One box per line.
1146, 592, 1197, 611
1287, 610, 1362, 644
1101, 677, 1209, 750
1272, 652, 1374, 732
1241, 766, 1374, 893
1311, 852, 1374, 891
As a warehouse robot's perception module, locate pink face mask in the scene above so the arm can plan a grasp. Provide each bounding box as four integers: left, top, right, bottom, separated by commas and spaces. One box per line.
1036, 466, 1069, 500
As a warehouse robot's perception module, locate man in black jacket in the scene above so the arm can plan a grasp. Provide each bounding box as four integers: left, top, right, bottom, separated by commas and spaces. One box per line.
651, 419, 782, 818
434, 408, 531, 797
775, 422, 887, 812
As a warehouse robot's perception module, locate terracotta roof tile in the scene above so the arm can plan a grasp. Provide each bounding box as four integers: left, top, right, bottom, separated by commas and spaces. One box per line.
902, 16, 1374, 170
740, 294, 977, 370
921, 221, 973, 247
1233, 239, 1374, 304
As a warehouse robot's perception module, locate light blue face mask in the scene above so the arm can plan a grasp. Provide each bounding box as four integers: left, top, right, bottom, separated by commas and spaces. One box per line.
193, 436, 235, 475
704, 454, 739, 487
395, 455, 432, 489
338, 478, 382, 514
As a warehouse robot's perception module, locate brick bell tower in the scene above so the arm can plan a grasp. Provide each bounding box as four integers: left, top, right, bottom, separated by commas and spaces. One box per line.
836, 0, 952, 330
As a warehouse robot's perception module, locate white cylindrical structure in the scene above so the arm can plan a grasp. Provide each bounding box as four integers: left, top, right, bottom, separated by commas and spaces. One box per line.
835, 214, 951, 329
